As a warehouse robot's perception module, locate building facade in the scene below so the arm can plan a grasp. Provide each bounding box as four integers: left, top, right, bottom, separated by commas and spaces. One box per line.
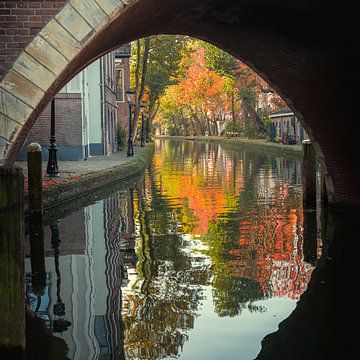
18, 52, 118, 160
270, 108, 308, 145
114, 44, 131, 141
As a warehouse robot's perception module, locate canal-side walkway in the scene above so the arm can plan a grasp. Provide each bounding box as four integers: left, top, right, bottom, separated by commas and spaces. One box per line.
14, 144, 154, 210
156, 135, 303, 155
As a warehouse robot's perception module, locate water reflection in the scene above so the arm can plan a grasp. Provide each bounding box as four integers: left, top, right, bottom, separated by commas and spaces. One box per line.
25, 139, 320, 359
25, 188, 137, 359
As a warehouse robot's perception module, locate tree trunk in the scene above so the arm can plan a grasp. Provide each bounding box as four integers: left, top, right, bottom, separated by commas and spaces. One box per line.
147, 98, 160, 139
192, 112, 205, 135
132, 37, 150, 142
231, 91, 236, 129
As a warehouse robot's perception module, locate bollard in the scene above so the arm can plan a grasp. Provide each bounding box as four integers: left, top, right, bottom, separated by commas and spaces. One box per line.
302, 139, 317, 209
27, 143, 43, 216
0, 166, 25, 357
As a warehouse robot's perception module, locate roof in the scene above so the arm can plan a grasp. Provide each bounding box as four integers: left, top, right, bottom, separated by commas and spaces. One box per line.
270, 107, 294, 118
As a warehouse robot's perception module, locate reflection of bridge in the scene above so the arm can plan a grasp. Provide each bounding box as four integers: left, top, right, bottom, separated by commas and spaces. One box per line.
0, 0, 358, 210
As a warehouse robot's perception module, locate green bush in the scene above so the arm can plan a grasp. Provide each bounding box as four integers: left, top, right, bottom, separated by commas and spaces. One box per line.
117, 126, 126, 150
225, 122, 242, 134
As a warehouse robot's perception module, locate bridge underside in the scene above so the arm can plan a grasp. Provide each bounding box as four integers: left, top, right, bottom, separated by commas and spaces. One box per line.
0, 0, 358, 210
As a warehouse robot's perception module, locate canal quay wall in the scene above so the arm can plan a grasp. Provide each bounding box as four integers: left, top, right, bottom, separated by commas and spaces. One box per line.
14, 144, 154, 212
156, 135, 303, 157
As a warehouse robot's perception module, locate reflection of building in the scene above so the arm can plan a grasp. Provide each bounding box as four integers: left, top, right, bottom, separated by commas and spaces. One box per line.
271, 156, 302, 185
270, 108, 308, 144
19, 51, 118, 160
228, 205, 314, 301
25, 189, 137, 359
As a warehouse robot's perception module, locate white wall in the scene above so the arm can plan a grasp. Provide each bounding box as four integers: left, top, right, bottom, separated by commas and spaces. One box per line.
87, 60, 103, 149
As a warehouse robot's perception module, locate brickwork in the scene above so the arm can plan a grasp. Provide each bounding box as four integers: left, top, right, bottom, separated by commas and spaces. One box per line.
23, 92, 82, 149
116, 57, 130, 135
0, 1, 68, 80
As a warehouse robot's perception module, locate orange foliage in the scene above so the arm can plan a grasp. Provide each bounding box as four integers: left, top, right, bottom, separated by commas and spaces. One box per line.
177, 48, 228, 117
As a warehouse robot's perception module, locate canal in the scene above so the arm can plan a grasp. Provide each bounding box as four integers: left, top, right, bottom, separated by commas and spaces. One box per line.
25, 138, 331, 359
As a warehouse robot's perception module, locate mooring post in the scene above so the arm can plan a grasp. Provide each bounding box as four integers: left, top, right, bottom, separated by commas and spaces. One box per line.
303, 209, 318, 265
302, 139, 317, 209
320, 165, 328, 205
27, 143, 43, 216
0, 166, 25, 357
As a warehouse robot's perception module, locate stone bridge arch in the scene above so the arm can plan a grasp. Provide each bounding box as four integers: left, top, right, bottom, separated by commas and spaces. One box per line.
0, 0, 358, 210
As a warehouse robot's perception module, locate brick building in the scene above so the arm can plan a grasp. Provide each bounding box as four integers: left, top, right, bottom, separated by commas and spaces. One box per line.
114, 44, 131, 140
18, 51, 118, 160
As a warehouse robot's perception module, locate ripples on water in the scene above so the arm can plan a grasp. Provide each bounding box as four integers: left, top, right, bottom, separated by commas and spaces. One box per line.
25, 139, 320, 360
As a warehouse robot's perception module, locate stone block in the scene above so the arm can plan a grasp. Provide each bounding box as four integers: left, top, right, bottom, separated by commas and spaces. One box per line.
0, 89, 33, 125
40, 19, 81, 61
1, 69, 45, 108
0, 115, 18, 150
94, 0, 124, 16
120, 0, 133, 5
13, 52, 56, 91
71, 0, 108, 30
26, 36, 69, 77
55, 4, 93, 43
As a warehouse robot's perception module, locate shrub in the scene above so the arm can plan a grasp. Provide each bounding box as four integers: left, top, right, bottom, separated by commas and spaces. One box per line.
117, 126, 126, 150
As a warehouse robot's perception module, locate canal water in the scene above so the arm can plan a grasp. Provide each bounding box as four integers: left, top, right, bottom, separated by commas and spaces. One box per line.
25, 139, 320, 360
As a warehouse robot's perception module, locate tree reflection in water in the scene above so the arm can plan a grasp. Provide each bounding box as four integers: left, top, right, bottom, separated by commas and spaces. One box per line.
121, 139, 315, 359
123, 168, 211, 359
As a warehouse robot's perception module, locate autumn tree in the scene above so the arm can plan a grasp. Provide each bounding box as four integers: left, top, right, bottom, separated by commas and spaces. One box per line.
145, 36, 188, 136
140, 37, 288, 138
203, 42, 240, 131
130, 35, 188, 141
130, 37, 150, 142
158, 45, 228, 136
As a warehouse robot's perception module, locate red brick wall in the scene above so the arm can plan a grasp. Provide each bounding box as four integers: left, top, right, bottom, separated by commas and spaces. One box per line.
0, 0, 68, 80
24, 93, 82, 149
116, 57, 130, 133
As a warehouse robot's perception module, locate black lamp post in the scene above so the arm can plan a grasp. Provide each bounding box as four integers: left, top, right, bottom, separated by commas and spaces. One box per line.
46, 99, 59, 177
126, 89, 135, 157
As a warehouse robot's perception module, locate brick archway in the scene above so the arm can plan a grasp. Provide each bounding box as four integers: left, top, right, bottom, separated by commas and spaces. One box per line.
0, 0, 358, 210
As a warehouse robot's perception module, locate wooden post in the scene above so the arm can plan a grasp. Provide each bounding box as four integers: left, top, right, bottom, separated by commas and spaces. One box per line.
320, 165, 328, 205
302, 140, 317, 209
0, 166, 25, 357
303, 209, 318, 265
27, 143, 43, 216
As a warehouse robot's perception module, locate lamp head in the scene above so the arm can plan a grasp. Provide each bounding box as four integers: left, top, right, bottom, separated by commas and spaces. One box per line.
126, 89, 135, 104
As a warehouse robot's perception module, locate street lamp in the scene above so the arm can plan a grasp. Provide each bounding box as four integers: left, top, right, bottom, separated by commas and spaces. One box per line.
126, 89, 135, 156
46, 98, 59, 177
140, 103, 146, 147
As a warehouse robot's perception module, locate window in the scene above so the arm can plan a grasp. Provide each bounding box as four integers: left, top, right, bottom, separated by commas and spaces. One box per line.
115, 68, 124, 102
60, 72, 81, 93
108, 109, 111, 143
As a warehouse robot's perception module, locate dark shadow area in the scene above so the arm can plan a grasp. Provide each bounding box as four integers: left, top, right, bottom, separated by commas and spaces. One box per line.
256, 207, 353, 360
25, 309, 70, 360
